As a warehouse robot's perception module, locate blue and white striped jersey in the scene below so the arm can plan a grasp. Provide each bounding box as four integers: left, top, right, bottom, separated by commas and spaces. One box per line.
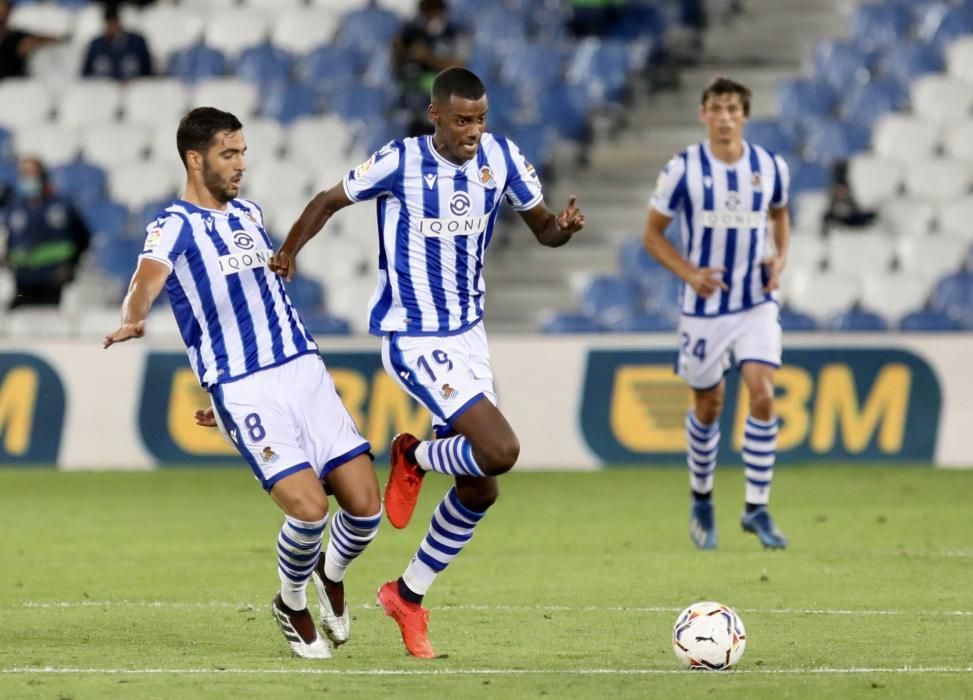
344, 133, 543, 336
650, 141, 790, 317
140, 198, 317, 388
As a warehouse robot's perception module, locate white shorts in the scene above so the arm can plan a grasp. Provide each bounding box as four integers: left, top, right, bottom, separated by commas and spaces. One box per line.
210, 353, 371, 491
381, 322, 497, 438
676, 302, 782, 390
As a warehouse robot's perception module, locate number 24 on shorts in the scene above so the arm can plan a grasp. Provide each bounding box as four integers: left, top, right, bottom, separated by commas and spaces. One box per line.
681, 333, 707, 362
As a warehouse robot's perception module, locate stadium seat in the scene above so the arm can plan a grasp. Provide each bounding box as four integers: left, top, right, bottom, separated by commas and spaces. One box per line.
236, 45, 295, 88
946, 36, 973, 86
189, 78, 259, 120
335, 4, 401, 46
778, 305, 818, 331
0, 79, 54, 128
137, 5, 204, 68
298, 235, 371, 286
871, 114, 940, 163
283, 276, 325, 311
850, 3, 912, 50
233, 118, 285, 167
919, 3, 973, 49
616, 234, 662, 289
295, 44, 362, 99
504, 123, 555, 174
301, 312, 351, 336
259, 81, 317, 124
79, 199, 130, 241
608, 312, 676, 332
879, 198, 936, 239
0, 126, 12, 162
898, 307, 963, 331
861, 272, 932, 324
745, 119, 798, 155
91, 235, 145, 282
785, 271, 860, 321
108, 161, 181, 211
905, 159, 973, 203
788, 160, 830, 195
609, 2, 667, 40
137, 197, 178, 230
827, 228, 895, 277
28, 42, 85, 86
842, 79, 907, 128
813, 39, 871, 93
929, 271, 973, 327
8, 1, 73, 37
828, 306, 889, 331
792, 190, 830, 233
937, 196, 973, 239
247, 0, 307, 9
578, 275, 640, 325
911, 75, 973, 125
124, 79, 190, 129
245, 158, 314, 206
802, 119, 870, 166
538, 84, 591, 143
878, 41, 943, 90
568, 39, 632, 106
167, 44, 228, 84
776, 79, 837, 123
941, 120, 973, 162
473, 7, 526, 48
50, 162, 108, 207
81, 123, 150, 171
539, 311, 602, 334
271, 9, 340, 55
285, 115, 354, 170
895, 234, 969, 281
57, 80, 123, 129
14, 123, 80, 166
785, 234, 826, 279
846, 155, 904, 209
206, 11, 273, 60
328, 85, 389, 124
5, 308, 75, 339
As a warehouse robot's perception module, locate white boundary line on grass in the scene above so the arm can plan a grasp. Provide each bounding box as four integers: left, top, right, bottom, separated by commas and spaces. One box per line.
1, 667, 971, 676
15, 601, 973, 617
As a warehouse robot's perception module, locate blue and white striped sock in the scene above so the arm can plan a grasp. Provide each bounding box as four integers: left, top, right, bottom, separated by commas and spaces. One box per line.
414, 436, 486, 477
401, 487, 486, 596
686, 412, 720, 495
743, 416, 779, 505
278, 514, 328, 610
322, 509, 382, 583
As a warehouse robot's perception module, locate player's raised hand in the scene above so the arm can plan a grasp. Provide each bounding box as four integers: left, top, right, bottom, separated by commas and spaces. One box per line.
267, 250, 296, 282
687, 267, 728, 298
194, 407, 218, 428
103, 321, 146, 349
762, 255, 785, 293
555, 195, 586, 234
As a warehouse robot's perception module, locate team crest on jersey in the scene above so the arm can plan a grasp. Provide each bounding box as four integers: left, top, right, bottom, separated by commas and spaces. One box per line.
261, 446, 279, 464
524, 161, 539, 181
480, 166, 496, 187
244, 209, 257, 224
752, 172, 761, 187
440, 383, 457, 400
145, 227, 163, 250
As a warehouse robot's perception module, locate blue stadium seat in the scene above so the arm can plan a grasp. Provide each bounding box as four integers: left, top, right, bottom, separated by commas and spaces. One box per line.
537, 85, 590, 142
877, 41, 943, 90
138, 198, 177, 230
296, 44, 361, 88
745, 119, 798, 154
929, 271, 973, 327
802, 119, 870, 166
503, 43, 566, 93
285, 276, 325, 311
608, 3, 667, 41
899, 308, 963, 331
920, 3, 973, 49
779, 306, 818, 331
167, 44, 227, 84
79, 199, 129, 241
50, 162, 107, 207
813, 39, 872, 93
336, 5, 400, 47
92, 235, 145, 281
0, 159, 15, 189
788, 160, 830, 195
259, 81, 317, 124
540, 312, 602, 334
329, 85, 389, 124
617, 234, 662, 288
503, 123, 555, 173
609, 311, 676, 332
466, 43, 500, 84
0, 126, 12, 162
473, 8, 526, 47
851, 3, 913, 50
236, 44, 294, 88
843, 79, 907, 128
776, 79, 837, 123
302, 312, 351, 336
828, 307, 889, 331
579, 275, 640, 324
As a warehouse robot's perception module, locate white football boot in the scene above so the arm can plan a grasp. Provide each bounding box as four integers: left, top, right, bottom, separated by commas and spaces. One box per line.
311, 567, 351, 646
271, 594, 332, 659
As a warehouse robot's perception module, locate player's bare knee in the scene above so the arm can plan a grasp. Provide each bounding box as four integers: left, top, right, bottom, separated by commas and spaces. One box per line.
456, 479, 499, 512
286, 494, 329, 523
341, 489, 382, 519
478, 435, 519, 475
749, 392, 774, 420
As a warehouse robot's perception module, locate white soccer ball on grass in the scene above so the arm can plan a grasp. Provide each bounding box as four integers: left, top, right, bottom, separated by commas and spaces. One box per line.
672, 601, 747, 670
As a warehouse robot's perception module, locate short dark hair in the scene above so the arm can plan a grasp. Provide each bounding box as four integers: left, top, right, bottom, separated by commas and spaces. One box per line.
431, 67, 485, 104
701, 76, 751, 116
176, 107, 243, 166
419, 0, 447, 13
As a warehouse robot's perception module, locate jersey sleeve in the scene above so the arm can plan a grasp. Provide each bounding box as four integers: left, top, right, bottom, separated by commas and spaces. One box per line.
649, 154, 687, 217
343, 142, 402, 202
770, 153, 790, 209
500, 137, 544, 211
140, 213, 190, 272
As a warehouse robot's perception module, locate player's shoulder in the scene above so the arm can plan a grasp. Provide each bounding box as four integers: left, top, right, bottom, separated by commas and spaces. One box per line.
146, 201, 191, 233
662, 145, 695, 175
231, 198, 265, 226
747, 140, 788, 167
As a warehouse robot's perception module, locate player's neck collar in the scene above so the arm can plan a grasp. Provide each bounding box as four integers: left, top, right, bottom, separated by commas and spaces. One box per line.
703, 140, 748, 168
176, 197, 232, 215
426, 135, 474, 170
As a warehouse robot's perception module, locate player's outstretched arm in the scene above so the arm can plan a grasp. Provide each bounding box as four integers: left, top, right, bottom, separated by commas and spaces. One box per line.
643, 207, 727, 299
268, 183, 353, 281
519, 195, 586, 248
103, 257, 169, 349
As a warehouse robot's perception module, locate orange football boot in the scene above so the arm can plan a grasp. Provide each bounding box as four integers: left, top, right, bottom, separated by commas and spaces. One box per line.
385, 433, 425, 529
377, 580, 436, 658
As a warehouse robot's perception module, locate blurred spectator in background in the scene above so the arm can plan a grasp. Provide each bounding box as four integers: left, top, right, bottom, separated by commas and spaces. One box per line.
81, 2, 152, 81
0, 0, 62, 80
567, 0, 625, 38
822, 159, 875, 232
391, 0, 470, 137
1, 157, 90, 309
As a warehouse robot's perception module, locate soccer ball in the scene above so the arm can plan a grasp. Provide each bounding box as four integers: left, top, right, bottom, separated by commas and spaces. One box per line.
672, 601, 747, 670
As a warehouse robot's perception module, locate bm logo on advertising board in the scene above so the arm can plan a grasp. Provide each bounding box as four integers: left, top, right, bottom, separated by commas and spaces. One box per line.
581, 349, 941, 464
0, 353, 65, 464
139, 352, 432, 464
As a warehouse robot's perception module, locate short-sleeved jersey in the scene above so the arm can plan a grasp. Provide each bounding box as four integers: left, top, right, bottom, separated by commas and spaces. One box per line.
650, 141, 790, 317
140, 198, 317, 388
343, 133, 543, 336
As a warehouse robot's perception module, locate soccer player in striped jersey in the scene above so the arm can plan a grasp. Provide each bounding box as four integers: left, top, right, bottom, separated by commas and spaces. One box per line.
643, 77, 790, 551
103, 108, 383, 659
270, 67, 586, 657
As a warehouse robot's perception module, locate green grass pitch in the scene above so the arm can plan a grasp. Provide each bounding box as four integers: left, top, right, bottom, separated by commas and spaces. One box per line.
1, 465, 971, 699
